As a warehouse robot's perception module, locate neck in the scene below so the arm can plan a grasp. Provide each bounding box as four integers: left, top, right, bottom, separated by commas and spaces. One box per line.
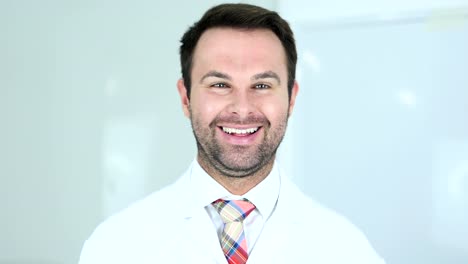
197, 155, 275, 195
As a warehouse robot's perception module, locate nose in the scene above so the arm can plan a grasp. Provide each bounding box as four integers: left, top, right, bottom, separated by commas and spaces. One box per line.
226, 89, 255, 119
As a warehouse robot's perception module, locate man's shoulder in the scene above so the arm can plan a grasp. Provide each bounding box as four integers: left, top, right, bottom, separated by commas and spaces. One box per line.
96, 177, 184, 233
274, 178, 385, 263
295, 193, 371, 244
279, 176, 364, 233
78, 177, 187, 263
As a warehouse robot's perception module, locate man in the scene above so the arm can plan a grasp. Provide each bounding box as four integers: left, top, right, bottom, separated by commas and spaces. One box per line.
79, 3, 385, 264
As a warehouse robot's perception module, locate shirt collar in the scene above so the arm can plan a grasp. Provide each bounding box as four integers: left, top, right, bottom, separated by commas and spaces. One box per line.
187, 159, 280, 218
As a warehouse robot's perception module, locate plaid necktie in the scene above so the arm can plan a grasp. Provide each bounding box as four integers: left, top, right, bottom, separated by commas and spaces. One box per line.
212, 199, 256, 264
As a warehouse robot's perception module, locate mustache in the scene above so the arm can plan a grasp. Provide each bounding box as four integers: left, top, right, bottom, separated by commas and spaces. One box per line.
210, 114, 268, 126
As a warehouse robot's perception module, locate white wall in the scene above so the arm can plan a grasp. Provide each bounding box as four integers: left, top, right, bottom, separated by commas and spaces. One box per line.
279, 0, 468, 22
0, 1, 275, 263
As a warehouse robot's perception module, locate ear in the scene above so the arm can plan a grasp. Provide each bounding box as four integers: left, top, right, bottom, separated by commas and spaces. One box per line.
177, 78, 191, 118
288, 81, 299, 117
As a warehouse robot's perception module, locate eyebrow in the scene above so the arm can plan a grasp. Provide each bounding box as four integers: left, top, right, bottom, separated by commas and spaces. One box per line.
251, 71, 281, 85
200, 71, 232, 83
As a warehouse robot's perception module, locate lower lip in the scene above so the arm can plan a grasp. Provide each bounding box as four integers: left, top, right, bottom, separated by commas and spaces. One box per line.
217, 127, 262, 145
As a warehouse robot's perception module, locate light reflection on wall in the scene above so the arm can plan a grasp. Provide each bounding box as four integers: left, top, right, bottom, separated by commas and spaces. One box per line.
432, 140, 468, 251
102, 116, 157, 218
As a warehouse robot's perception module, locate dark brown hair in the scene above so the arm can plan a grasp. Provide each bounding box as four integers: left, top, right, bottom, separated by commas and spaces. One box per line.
179, 3, 297, 99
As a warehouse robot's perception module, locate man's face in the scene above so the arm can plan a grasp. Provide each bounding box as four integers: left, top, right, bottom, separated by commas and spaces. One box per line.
177, 27, 298, 178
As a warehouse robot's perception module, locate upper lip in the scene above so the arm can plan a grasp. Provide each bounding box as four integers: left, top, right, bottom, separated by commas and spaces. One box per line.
217, 125, 262, 129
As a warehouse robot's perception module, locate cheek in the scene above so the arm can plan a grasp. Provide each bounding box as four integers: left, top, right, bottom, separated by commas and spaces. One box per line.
258, 95, 290, 122
191, 94, 225, 123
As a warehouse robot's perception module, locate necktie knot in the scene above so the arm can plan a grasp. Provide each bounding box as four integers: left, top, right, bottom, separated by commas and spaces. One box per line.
212, 199, 256, 223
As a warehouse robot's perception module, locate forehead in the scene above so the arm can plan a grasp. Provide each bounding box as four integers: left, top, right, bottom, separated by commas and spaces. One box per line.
191, 27, 287, 77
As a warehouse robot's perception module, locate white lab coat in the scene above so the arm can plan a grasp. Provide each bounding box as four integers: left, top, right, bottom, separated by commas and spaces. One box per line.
79, 165, 385, 264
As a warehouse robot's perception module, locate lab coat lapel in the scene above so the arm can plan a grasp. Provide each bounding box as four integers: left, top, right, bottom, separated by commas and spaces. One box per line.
174, 173, 226, 263
247, 175, 306, 264
184, 209, 226, 263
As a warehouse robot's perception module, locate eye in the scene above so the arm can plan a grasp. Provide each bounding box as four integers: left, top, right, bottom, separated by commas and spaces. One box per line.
212, 83, 229, 88
254, 83, 270, 89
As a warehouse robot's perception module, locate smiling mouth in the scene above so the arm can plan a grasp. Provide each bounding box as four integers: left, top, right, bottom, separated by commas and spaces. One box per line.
220, 126, 260, 136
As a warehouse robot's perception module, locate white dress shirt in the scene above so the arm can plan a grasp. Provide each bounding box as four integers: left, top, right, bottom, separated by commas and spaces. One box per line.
191, 160, 280, 252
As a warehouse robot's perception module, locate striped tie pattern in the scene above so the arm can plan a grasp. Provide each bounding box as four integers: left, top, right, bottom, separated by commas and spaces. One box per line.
212, 199, 256, 264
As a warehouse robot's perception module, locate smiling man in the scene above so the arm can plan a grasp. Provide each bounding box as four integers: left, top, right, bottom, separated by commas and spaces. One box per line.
79, 3, 385, 264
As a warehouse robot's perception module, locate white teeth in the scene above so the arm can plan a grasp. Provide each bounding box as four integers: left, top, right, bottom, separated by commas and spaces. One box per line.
222, 127, 259, 135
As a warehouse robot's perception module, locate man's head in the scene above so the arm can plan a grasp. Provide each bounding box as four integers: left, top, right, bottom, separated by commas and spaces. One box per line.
177, 4, 299, 186
179, 3, 297, 99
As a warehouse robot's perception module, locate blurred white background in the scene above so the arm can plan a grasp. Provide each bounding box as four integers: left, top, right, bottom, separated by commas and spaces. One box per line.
1, 0, 467, 263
